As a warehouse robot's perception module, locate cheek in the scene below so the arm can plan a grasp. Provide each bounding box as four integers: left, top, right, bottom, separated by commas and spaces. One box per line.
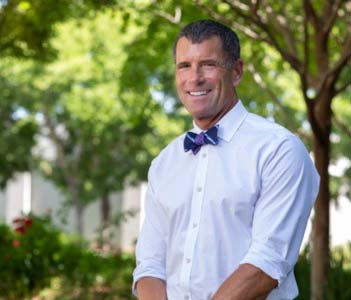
175, 76, 186, 92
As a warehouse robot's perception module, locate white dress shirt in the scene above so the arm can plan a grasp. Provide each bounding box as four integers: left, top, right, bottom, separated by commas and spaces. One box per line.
133, 100, 320, 300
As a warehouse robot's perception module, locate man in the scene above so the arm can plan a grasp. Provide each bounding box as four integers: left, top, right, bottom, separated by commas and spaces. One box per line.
132, 20, 320, 300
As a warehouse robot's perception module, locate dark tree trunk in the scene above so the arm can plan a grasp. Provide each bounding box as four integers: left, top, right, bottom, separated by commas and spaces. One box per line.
311, 136, 330, 300
310, 93, 332, 300
101, 193, 110, 229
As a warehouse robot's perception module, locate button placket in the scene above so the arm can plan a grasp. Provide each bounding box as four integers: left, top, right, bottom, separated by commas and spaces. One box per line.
179, 147, 209, 293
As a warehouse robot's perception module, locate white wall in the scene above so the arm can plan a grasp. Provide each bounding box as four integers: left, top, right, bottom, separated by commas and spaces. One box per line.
0, 171, 142, 251
0, 189, 6, 222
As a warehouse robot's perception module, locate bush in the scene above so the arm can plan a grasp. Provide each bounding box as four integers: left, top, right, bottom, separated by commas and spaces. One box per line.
0, 214, 135, 300
0, 215, 63, 300
295, 244, 351, 300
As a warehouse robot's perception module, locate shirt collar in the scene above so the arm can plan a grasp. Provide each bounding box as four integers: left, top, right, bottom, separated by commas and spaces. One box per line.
192, 100, 248, 142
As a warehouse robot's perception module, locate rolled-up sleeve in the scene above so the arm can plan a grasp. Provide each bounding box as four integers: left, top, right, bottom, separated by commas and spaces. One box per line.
132, 162, 168, 296
240, 135, 320, 285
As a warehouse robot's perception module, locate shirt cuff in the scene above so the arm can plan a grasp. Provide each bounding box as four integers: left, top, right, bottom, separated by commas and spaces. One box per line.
239, 242, 293, 286
132, 265, 167, 296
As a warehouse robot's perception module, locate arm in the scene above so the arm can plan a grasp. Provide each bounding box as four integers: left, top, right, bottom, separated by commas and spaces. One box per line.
132, 162, 168, 298
136, 277, 167, 300
211, 264, 277, 300
213, 135, 319, 300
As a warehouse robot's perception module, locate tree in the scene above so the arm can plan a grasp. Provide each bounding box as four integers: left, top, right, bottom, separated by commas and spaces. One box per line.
24, 11, 185, 234
0, 62, 37, 187
0, 0, 115, 60
119, 1, 351, 299
0, 0, 115, 188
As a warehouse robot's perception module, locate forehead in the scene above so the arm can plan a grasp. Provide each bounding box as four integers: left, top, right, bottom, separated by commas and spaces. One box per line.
175, 36, 225, 63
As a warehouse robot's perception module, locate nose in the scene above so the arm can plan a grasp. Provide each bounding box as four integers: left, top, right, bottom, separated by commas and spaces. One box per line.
189, 65, 205, 85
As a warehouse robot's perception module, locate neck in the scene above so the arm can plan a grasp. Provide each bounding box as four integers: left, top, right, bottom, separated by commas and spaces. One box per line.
195, 99, 238, 130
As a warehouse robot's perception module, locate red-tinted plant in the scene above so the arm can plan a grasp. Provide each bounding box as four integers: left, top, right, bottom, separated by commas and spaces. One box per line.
12, 217, 33, 235
12, 239, 20, 248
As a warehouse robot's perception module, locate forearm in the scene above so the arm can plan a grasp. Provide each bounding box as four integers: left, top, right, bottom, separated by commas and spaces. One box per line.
211, 263, 278, 300
136, 277, 167, 300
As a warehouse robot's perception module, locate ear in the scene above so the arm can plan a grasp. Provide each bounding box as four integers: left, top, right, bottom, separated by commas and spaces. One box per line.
232, 59, 243, 87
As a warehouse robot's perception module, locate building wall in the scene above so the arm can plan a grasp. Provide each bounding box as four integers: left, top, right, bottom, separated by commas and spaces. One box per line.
2, 172, 142, 252
0, 189, 5, 222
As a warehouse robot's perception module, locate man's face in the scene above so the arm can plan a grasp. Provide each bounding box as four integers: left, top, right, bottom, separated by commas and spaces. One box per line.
175, 36, 242, 127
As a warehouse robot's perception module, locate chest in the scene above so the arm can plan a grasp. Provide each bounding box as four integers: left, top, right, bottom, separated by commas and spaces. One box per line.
155, 144, 260, 220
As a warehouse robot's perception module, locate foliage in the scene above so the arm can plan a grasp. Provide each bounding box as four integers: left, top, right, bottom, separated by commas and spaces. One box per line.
26, 11, 176, 232
0, 214, 63, 299
0, 60, 39, 187
295, 245, 351, 300
0, 214, 135, 300
0, 0, 116, 188
0, 0, 115, 60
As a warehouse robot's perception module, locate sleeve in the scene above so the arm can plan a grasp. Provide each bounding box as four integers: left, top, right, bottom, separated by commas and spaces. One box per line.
239, 135, 320, 286
132, 161, 168, 296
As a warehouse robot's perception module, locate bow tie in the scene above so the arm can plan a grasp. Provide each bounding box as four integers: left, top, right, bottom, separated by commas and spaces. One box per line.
184, 126, 219, 155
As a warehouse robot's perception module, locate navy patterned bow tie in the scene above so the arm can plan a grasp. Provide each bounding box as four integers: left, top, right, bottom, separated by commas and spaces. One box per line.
184, 126, 219, 155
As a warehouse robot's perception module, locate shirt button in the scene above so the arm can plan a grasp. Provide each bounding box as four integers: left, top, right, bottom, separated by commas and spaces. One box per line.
192, 223, 198, 228
197, 187, 202, 192
202, 153, 207, 158
184, 295, 190, 300
186, 258, 191, 263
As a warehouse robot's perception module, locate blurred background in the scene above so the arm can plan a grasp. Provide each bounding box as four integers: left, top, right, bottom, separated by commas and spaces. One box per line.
0, 1, 350, 299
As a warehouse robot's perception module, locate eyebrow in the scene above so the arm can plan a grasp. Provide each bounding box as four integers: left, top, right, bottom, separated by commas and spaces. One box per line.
176, 59, 223, 68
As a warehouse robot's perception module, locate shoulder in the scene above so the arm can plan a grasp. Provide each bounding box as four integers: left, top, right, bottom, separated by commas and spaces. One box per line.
244, 112, 293, 138
238, 112, 303, 148
237, 112, 312, 169
148, 132, 187, 176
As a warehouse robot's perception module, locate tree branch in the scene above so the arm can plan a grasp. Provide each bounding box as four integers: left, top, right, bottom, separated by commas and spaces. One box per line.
246, 63, 311, 140
302, 2, 310, 88
316, 35, 351, 99
332, 113, 351, 140
250, 0, 261, 15
334, 77, 351, 95
42, 105, 69, 181
154, 6, 181, 24
221, 0, 304, 73
322, 0, 343, 35
303, 0, 320, 30
193, 0, 269, 42
262, 4, 298, 56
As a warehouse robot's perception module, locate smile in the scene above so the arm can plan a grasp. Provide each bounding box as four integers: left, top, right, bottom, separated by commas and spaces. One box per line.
188, 90, 211, 96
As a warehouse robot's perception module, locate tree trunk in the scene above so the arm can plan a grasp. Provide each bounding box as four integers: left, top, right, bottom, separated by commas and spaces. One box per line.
310, 95, 331, 300
75, 200, 84, 236
101, 193, 110, 229
68, 178, 84, 235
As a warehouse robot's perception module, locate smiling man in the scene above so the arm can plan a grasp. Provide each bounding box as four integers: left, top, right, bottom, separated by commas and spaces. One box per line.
132, 20, 320, 300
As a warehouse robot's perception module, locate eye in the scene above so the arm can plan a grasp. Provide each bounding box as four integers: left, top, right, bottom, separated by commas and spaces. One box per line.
201, 61, 219, 70
177, 63, 190, 70
204, 62, 216, 67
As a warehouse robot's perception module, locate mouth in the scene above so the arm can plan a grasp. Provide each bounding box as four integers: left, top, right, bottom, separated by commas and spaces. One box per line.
187, 90, 211, 96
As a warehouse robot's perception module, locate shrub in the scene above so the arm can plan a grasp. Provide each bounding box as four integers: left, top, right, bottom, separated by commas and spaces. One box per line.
295, 244, 351, 300
0, 214, 63, 300
0, 214, 135, 300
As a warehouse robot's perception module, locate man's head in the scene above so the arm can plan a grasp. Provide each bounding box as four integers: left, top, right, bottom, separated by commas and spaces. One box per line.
174, 20, 243, 129
173, 20, 240, 68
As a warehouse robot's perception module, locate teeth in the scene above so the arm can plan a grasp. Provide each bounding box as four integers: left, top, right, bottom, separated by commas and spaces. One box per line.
189, 91, 208, 96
